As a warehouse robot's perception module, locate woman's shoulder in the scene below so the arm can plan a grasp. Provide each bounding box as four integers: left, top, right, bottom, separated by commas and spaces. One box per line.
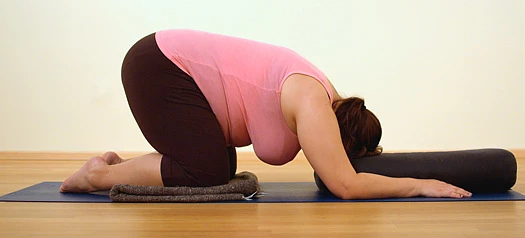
280, 74, 336, 129
281, 74, 339, 104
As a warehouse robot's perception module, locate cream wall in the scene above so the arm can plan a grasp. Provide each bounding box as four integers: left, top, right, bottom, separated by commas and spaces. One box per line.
1, 0, 523, 152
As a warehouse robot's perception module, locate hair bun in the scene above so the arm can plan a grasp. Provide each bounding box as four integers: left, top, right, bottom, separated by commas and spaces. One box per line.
334, 96, 382, 159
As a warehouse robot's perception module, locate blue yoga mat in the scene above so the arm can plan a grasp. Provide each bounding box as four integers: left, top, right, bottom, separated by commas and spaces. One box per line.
1, 182, 525, 203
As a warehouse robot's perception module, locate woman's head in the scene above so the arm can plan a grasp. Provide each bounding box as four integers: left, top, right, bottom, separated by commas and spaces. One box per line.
333, 97, 382, 159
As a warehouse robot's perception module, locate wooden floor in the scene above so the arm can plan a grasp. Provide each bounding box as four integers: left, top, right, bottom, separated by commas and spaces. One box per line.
1, 151, 525, 238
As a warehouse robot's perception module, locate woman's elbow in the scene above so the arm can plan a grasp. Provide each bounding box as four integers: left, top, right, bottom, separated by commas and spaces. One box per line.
338, 190, 366, 200
329, 181, 365, 200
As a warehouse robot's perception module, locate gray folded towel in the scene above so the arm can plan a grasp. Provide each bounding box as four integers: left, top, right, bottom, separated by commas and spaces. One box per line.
110, 171, 259, 202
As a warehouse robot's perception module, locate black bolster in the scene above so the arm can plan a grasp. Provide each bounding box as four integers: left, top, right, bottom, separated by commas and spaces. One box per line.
314, 148, 517, 193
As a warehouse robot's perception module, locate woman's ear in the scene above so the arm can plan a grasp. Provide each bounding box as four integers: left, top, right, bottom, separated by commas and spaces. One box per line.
366, 145, 383, 156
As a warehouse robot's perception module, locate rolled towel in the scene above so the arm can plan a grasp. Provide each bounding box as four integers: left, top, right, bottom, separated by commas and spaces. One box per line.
110, 171, 259, 202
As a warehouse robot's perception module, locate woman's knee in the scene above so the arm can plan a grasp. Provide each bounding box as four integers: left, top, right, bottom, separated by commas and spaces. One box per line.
227, 146, 237, 179
160, 153, 231, 187
162, 170, 230, 187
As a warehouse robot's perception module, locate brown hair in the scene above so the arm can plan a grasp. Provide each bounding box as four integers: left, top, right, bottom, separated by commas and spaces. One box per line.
333, 97, 382, 159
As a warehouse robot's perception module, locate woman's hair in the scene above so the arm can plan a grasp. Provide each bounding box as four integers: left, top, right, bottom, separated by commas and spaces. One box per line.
333, 97, 382, 159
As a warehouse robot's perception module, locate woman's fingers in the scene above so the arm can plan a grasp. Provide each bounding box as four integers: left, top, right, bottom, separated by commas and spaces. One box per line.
421, 179, 472, 198
448, 184, 472, 198
456, 187, 472, 198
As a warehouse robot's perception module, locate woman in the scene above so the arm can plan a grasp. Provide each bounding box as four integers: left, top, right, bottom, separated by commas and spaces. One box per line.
61, 29, 471, 199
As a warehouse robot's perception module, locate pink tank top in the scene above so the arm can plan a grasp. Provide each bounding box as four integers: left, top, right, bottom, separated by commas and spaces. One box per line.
155, 29, 333, 165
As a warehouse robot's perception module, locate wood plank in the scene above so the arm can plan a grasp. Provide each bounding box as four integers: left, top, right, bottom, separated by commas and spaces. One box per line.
1, 152, 525, 238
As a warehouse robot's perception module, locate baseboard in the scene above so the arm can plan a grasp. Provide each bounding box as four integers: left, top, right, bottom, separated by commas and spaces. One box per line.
511, 149, 525, 158
0, 149, 524, 161
0, 152, 146, 161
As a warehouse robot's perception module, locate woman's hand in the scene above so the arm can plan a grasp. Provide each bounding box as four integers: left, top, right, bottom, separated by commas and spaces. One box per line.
418, 179, 472, 198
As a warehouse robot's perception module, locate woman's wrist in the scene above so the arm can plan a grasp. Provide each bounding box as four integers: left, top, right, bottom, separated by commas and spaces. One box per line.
410, 178, 424, 197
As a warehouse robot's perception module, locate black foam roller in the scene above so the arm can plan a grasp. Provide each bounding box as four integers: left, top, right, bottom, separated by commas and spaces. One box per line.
314, 149, 517, 193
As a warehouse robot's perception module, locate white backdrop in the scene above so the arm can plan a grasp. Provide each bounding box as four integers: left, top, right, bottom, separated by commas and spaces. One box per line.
1, 0, 523, 152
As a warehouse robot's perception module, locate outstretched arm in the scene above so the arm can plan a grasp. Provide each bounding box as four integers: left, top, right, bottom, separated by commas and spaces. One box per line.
281, 74, 471, 199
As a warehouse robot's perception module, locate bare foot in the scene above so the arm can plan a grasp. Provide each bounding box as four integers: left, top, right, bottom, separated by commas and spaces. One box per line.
102, 151, 123, 165
60, 156, 108, 193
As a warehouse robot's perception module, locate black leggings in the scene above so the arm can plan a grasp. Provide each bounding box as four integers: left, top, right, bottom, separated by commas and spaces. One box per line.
121, 33, 236, 187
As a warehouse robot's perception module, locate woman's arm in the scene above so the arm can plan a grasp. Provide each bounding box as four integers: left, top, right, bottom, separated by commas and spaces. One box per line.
281, 74, 471, 199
